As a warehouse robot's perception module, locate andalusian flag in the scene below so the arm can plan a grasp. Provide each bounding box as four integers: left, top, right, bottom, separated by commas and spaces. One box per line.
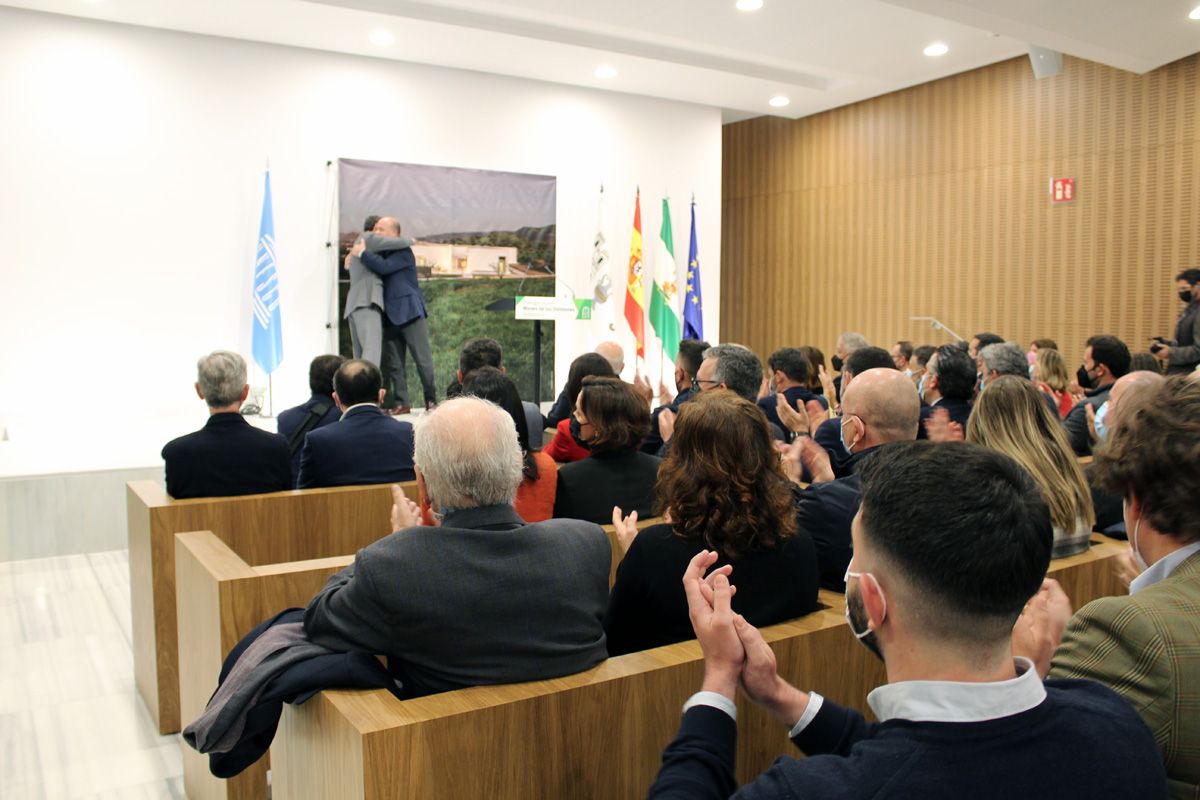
648, 197, 681, 360
624, 189, 646, 358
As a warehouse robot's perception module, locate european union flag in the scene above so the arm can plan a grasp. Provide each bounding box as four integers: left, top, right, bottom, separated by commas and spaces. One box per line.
683, 200, 704, 341
251, 170, 283, 374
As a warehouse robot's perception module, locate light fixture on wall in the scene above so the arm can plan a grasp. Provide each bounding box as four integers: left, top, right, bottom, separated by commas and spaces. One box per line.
736, 0, 764, 11
594, 64, 617, 79
1190, 5, 1200, 20
923, 42, 949, 57
369, 29, 395, 46
1028, 45, 1063, 79
769, 95, 790, 108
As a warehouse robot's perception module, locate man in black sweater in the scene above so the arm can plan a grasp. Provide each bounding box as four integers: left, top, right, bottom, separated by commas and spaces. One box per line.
648, 440, 1166, 799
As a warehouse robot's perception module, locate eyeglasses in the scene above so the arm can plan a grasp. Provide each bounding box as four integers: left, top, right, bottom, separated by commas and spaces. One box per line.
695, 378, 721, 389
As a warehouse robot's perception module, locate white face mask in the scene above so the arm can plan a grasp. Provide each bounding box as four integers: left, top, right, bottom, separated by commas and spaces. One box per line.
1125, 500, 1149, 573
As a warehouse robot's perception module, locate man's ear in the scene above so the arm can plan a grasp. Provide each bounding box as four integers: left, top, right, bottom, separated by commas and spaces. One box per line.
415, 466, 432, 515
194, 382, 205, 401
456, 370, 463, 383
862, 573, 888, 630
239, 384, 250, 403
332, 392, 347, 411
376, 388, 387, 406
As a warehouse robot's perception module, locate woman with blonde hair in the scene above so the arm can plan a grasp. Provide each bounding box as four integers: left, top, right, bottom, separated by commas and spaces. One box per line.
1033, 346, 1076, 418
968, 375, 1095, 557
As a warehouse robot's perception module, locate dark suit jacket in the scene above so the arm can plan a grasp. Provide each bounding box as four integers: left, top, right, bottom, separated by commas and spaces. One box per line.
1064, 384, 1112, 456
916, 396, 972, 439
360, 247, 426, 327
162, 412, 291, 499
303, 504, 610, 698
277, 394, 341, 486
757, 386, 828, 440
795, 447, 883, 591
296, 405, 415, 489
553, 448, 661, 524
642, 387, 697, 455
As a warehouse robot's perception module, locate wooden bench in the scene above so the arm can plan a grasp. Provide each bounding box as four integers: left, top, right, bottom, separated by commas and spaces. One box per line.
261, 535, 1130, 799
128, 480, 418, 734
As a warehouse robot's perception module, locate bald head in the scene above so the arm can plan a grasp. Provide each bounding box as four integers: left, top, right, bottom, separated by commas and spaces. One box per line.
414, 396, 523, 511
595, 341, 625, 374
842, 367, 921, 448
372, 216, 401, 236
1108, 370, 1166, 428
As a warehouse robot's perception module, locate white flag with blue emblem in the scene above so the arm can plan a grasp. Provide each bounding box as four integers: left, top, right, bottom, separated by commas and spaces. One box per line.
251, 170, 283, 374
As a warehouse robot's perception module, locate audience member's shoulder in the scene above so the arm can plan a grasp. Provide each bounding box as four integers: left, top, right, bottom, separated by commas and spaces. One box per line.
1044, 677, 1159, 733
161, 427, 203, 458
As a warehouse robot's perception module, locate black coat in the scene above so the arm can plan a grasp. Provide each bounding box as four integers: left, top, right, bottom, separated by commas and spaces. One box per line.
161, 413, 291, 499
296, 405, 415, 489
553, 448, 661, 524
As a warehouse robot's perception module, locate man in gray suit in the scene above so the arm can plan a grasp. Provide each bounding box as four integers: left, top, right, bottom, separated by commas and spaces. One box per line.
342, 216, 411, 369
303, 396, 611, 698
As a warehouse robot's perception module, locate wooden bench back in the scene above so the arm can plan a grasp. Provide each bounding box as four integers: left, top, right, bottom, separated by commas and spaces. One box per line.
267, 535, 1130, 799
128, 480, 417, 734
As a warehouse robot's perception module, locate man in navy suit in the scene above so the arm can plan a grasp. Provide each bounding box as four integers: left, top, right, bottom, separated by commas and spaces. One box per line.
757, 347, 828, 438
355, 216, 437, 413
277, 354, 345, 486
162, 351, 291, 499
916, 343, 975, 439
296, 359, 416, 489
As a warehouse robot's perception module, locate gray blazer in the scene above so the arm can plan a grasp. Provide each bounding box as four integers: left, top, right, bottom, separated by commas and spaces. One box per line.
303, 504, 610, 697
343, 232, 413, 319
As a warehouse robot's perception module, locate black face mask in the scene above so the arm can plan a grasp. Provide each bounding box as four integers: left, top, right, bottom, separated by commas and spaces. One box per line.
831, 355, 844, 372
568, 416, 591, 450
1076, 365, 1093, 390
1181, 289, 1196, 303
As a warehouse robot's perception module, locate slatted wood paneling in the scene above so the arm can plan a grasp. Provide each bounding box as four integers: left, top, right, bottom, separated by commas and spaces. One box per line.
722, 54, 1200, 361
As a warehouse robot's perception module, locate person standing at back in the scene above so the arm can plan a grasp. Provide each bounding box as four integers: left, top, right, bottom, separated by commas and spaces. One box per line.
1153, 268, 1200, 375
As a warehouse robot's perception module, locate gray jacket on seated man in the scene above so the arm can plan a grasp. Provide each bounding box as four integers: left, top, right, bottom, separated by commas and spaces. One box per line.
303, 396, 611, 698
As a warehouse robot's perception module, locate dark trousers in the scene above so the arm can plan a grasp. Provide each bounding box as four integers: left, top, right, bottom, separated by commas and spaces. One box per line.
383, 315, 437, 407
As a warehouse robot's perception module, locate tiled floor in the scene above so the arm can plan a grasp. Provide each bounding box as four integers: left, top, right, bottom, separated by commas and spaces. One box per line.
0, 550, 184, 799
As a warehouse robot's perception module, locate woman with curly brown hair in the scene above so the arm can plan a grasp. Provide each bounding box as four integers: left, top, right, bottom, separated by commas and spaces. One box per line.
603, 390, 820, 656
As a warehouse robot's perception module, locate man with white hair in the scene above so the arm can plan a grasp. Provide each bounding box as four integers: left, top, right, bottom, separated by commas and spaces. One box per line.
161, 350, 291, 499
304, 396, 611, 698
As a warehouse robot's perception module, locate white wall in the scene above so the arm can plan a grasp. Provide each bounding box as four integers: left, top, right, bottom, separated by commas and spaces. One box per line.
0, 6, 722, 424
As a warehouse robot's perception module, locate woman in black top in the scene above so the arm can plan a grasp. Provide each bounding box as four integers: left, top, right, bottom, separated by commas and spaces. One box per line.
604, 389, 820, 656
552, 376, 661, 524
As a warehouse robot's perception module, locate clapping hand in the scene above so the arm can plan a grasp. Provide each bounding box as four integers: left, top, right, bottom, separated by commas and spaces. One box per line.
390, 484, 422, 532
775, 393, 810, 435
798, 437, 835, 484
611, 506, 640, 554
658, 379, 674, 402
683, 550, 743, 699
1011, 579, 1073, 678
924, 407, 964, 442
632, 373, 654, 406
1085, 402, 1098, 443
658, 408, 677, 443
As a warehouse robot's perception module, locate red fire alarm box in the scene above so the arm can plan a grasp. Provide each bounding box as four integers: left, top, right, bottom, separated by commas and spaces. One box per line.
1052, 178, 1075, 202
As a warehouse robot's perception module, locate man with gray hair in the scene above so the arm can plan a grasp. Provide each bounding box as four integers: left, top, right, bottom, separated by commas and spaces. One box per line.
161, 351, 291, 498
658, 344, 786, 447
304, 396, 610, 698
977, 341, 1029, 388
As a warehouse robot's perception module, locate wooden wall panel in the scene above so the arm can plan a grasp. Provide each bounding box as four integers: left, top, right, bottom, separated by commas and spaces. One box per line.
722, 55, 1200, 362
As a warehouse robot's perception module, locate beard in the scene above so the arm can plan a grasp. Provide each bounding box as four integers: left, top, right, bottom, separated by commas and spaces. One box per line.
846, 583, 884, 662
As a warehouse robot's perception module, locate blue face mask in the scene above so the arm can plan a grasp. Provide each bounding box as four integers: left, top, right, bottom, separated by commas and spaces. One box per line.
978, 373, 986, 393
917, 374, 927, 402
839, 415, 857, 455
1094, 401, 1111, 443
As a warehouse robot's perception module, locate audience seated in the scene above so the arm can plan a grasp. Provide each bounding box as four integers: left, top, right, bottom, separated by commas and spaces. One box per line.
1017, 376, 1200, 797
604, 390, 819, 656
553, 377, 660, 523
890, 339, 914, 376
916, 344, 974, 439
544, 352, 616, 462
967, 376, 1095, 558
797, 345, 827, 395
1130, 351, 1164, 374
812, 346, 896, 469
790, 368, 919, 591
277, 355, 345, 486
162, 351, 290, 499
642, 338, 710, 455
910, 343, 935, 387
1032, 346, 1075, 418
1063, 335, 1131, 456
1084, 369, 1166, 533
831, 331, 869, 401
445, 336, 545, 450
303, 396, 610, 698
757, 347, 828, 437
648, 440, 1165, 799
1030, 337, 1058, 354
546, 342, 624, 427
462, 366, 557, 523
979, 341, 1061, 421
968, 330, 1005, 358
296, 360, 415, 489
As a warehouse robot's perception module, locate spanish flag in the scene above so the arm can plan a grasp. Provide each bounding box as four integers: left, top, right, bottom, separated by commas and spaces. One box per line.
624, 189, 646, 358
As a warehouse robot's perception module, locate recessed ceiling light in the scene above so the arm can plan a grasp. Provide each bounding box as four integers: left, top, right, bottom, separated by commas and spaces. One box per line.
923, 41, 949, 57
369, 29, 395, 46
1190, 5, 1200, 20
768, 95, 790, 108
736, 0, 764, 11
594, 64, 617, 80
